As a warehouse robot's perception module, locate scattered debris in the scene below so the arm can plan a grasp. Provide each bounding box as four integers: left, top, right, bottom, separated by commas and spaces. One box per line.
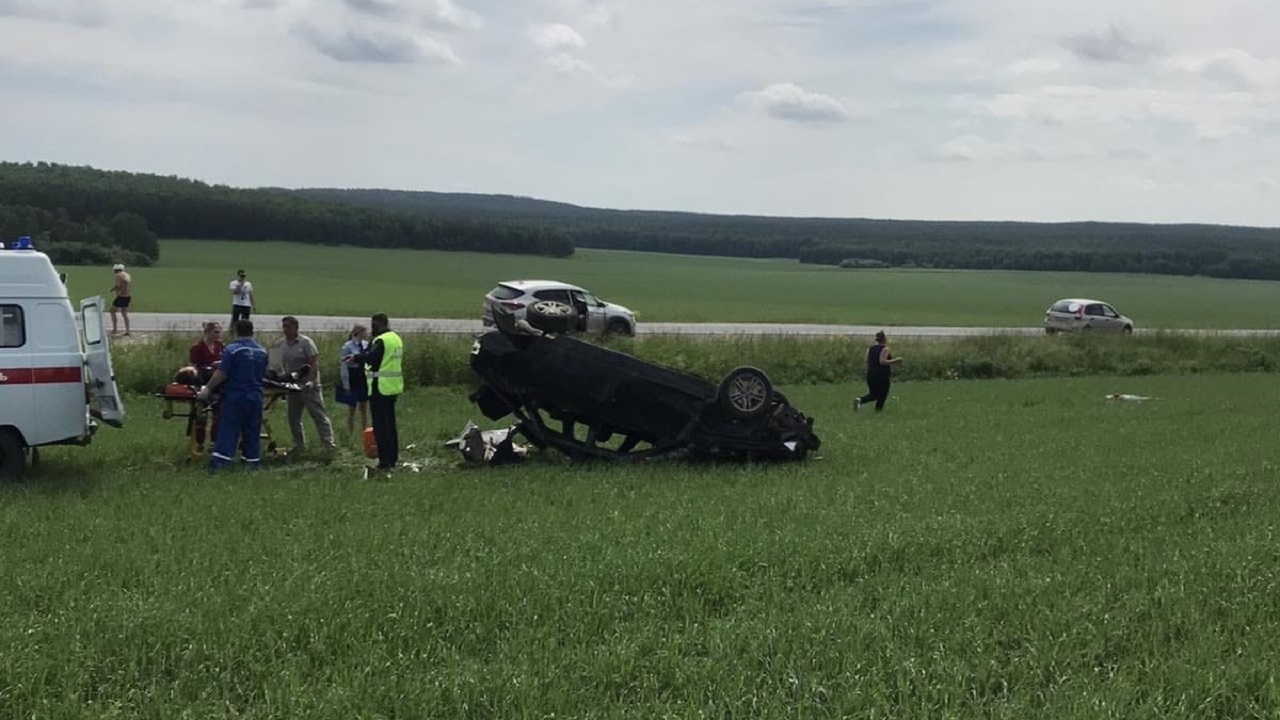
445, 421, 531, 466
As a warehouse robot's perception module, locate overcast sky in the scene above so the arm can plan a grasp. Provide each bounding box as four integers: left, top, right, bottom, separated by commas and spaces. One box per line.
1, 0, 1277, 225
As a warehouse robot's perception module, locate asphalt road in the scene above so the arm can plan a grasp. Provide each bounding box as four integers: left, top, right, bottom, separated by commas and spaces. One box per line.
120, 313, 1280, 338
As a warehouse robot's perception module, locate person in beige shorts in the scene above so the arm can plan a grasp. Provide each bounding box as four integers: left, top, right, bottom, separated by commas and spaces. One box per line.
275, 316, 336, 450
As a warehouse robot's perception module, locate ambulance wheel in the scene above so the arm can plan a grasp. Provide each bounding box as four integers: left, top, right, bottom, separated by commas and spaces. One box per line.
0, 430, 24, 480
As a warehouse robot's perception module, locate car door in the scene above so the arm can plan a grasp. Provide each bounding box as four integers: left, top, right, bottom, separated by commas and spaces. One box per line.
1083, 303, 1106, 331
79, 297, 125, 427
1101, 304, 1122, 333
570, 290, 605, 333
0, 303, 34, 442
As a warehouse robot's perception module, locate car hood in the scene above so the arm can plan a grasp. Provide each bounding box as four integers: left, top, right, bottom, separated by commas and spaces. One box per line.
602, 301, 634, 318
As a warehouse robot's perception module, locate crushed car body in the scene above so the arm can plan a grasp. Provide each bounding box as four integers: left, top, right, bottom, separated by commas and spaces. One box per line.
467, 305, 821, 462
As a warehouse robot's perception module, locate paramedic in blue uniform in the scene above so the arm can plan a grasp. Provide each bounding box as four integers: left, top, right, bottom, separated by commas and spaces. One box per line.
198, 319, 269, 471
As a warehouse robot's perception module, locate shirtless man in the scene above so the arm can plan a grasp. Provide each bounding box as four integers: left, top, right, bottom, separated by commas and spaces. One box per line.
109, 263, 132, 336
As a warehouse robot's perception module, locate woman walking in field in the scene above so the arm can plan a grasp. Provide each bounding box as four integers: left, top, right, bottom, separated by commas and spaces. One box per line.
855, 330, 901, 412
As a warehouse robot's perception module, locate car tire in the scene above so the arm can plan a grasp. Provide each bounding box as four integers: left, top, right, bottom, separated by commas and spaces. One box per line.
526, 300, 577, 334
1122, 325, 1133, 335
718, 366, 774, 419
0, 430, 25, 481
1045, 328, 1058, 336
605, 319, 632, 337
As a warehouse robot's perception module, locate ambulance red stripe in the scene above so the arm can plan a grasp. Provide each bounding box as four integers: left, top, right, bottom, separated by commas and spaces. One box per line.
0, 366, 83, 385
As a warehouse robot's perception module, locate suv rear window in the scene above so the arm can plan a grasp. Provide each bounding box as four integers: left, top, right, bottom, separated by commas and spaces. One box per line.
489, 285, 523, 301
1051, 300, 1081, 313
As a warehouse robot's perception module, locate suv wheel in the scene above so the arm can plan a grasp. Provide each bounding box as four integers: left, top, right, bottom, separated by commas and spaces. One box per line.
718, 367, 774, 419
605, 319, 632, 337
526, 300, 576, 334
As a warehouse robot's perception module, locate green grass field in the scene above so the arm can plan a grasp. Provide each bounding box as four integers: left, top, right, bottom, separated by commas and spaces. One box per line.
5, 374, 1280, 717
60, 239, 1280, 328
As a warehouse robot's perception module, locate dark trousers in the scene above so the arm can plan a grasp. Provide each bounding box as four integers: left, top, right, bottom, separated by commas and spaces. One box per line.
369, 392, 399, 468
209, 395, 263, 470
859, 375, 891, 411
231, 305, 251, 325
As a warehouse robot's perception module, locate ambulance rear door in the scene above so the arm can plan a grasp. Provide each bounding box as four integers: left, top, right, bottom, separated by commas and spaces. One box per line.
79, 297, 125, 427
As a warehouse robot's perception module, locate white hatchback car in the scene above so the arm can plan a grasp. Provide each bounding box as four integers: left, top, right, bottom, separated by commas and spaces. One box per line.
482, 280, 637, 336
1044, 298, 1134, 335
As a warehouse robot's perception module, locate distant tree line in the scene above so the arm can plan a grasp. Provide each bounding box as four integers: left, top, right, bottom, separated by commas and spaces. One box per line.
0, 203, 159, 267
0, 163, 574, 265
297, 187, 1280, 281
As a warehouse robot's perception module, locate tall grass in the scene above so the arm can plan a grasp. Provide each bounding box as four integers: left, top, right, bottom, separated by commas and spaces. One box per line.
4, 375, 1280, 717
115, 331, 1280, 395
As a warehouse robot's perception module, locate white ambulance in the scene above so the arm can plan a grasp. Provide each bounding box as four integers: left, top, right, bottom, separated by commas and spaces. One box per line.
0, 237, 124, 478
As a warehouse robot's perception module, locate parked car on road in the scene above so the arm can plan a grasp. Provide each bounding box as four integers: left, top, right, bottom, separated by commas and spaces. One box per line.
1044, 298, 1134, 335
482, 280, 637, 336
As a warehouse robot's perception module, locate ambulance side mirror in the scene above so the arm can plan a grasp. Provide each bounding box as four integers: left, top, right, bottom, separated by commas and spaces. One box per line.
60, 273, 67, 284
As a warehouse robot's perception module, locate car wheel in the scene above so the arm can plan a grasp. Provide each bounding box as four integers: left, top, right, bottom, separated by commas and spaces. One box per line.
0, 430, 25, 481
605, 319, 632, 337
1045, 328, 1058, 336
1122, 325, 1133, 335
526, 300, 576, 334
718, 366, 774, 419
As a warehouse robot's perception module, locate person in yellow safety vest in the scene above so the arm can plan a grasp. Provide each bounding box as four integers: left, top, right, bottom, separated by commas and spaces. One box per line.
342, 312, 404, 475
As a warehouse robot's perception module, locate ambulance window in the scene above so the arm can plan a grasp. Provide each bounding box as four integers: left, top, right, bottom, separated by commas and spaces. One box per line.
0, 305, 23, 348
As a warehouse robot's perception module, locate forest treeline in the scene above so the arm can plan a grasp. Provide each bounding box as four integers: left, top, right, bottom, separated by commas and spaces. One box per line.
298, 188, 1280, 281
0, 163, 573, 265
4, 163, 1278, 279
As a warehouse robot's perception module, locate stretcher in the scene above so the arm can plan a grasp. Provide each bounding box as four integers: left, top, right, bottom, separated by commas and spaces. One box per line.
157, 381, 299, 463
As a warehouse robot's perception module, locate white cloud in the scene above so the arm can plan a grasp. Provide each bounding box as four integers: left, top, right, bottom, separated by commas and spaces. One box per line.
426, 0, 481, 32
547, 53, 632, 87
528, 23, 585, 50
1168, 48, 1280, 91
736, 83, 853, 123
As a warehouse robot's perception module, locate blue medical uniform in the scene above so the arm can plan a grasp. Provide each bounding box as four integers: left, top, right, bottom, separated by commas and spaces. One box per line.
209, 338, 269, 471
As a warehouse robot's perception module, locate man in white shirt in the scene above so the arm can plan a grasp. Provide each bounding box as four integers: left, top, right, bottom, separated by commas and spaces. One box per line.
230, 269, 255, 325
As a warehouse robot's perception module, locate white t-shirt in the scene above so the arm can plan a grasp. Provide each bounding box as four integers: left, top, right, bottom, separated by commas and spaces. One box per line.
230, 279, 254, 307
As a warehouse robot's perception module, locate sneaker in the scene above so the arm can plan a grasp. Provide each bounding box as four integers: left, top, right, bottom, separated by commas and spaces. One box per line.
853, 398, 861, 412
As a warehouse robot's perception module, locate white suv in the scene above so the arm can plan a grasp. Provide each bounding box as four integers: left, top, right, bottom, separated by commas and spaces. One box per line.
482, 280, 637, 336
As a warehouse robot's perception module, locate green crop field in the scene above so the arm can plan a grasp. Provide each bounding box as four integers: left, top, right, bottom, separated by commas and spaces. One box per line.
59, 239, 1280, 328
5, 373, 1280, 717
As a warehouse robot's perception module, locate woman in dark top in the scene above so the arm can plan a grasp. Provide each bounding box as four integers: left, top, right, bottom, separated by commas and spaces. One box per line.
855, 330, 901, 412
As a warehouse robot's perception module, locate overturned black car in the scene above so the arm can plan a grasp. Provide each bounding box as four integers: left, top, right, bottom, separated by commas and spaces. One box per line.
468, 304, 821, 462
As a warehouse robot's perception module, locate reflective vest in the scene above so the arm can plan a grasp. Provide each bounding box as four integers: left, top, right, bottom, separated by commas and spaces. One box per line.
371, 331, 404, 396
